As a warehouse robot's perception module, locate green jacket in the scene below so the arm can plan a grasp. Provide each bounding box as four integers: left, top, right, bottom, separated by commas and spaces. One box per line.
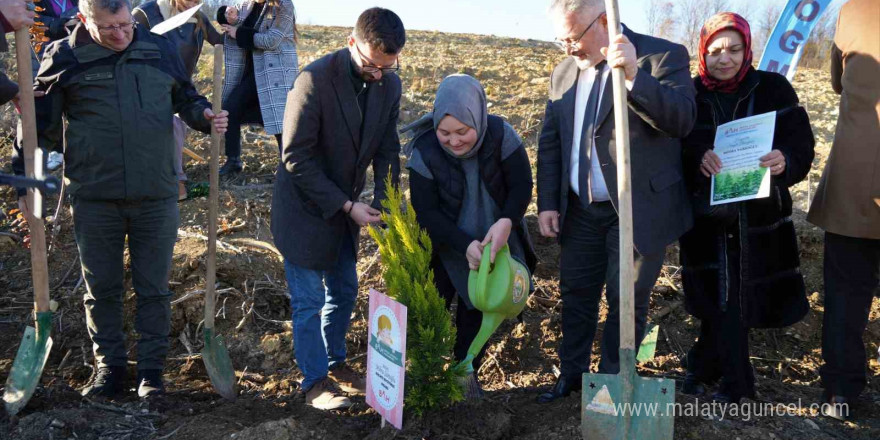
13, 22, 211, 200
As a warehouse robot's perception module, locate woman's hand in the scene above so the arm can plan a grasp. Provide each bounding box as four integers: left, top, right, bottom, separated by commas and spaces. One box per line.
221, 24, 237, 39
466, 240, 483, 271
481, 218, 513, 264
760, 150, 786, 176
700, 149, 723, 177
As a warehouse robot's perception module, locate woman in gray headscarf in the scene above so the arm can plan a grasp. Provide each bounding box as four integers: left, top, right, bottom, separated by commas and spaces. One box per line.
405, 74, 536, 397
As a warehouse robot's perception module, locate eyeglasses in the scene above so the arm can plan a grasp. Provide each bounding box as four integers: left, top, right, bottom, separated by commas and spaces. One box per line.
94, 21, 137, 36
354, 43, 400, 75
554, 12, 604, 51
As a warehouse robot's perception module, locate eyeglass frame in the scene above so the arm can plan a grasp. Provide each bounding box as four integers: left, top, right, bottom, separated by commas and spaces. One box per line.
353, 41, 400, 75
93, 20, 137, 36
554, 11, 605, 51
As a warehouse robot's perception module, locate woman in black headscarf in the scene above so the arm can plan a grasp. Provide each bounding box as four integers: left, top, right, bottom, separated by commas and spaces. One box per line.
680, 12, 815, 403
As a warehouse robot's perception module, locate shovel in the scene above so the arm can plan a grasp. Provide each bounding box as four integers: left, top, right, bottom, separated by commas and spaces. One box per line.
201, 45, 236, 401
3, 26, 54, 416
580, 1, 674, 438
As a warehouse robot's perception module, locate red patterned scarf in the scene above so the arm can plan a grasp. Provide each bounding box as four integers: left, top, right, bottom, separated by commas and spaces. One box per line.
698, 12, 753, 93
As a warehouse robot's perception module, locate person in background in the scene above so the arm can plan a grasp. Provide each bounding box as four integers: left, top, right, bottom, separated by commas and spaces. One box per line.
807, 0, 880, 421
536, 0, 696, 403
270, 7, 404, 411
0, 0, 36, 105
405, 74, 536, 399
133, 0, 223, 200
216, 0, 298, 176
679, 12, 815, 404
14, 0, 228, 399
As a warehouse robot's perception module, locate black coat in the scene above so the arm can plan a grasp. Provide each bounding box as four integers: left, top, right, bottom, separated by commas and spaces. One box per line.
271, 49, 401, 270
680, 69, 815, 328
133, 1, 223, 80
409, 115, 537, 273
537, 26, 696, 257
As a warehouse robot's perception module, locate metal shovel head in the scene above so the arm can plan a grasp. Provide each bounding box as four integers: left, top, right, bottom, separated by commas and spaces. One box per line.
4, 312, 54, 416
202, 327, 237, 400
581, 356, 674, 439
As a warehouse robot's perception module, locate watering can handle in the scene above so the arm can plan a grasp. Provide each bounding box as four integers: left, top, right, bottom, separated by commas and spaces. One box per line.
475, 241, 493, 304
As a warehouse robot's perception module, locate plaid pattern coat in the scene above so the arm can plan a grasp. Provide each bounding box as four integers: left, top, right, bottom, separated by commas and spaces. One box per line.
222, 0, 298, 135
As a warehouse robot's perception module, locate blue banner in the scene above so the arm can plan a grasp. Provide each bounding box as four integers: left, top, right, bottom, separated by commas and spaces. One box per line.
758, 0, 834, 81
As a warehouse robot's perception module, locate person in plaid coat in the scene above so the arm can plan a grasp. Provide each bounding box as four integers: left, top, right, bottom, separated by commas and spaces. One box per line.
217, 0, 298, 175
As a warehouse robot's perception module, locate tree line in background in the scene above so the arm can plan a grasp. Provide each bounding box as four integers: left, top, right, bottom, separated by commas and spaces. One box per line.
646, 0, 839, 70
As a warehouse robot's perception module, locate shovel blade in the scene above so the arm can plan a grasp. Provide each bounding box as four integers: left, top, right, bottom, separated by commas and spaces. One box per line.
581, 371, 675, 440
4, 324, 53, 416
202, 327, 237, 400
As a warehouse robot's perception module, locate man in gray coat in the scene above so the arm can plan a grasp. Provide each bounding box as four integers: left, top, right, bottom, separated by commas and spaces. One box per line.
270, 7, 404, 411
536, 0, 695, 402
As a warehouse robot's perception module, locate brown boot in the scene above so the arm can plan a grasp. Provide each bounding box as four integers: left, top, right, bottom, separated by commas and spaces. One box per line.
328, 364, 366, 394
305, 378, 352, 410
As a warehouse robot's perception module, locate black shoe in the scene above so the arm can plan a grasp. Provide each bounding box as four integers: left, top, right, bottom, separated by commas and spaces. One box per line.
681, 373, 706, 396
711, 388, 755, 404
219, 158, 243, 176
821, 395, 850, 421
82, 366, 127, 398
137, 369, 165, 398
537, 375, 582, 403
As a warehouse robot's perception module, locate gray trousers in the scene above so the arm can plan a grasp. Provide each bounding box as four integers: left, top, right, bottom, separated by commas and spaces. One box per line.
72, 196, 178, 371
558, 194, 665, 378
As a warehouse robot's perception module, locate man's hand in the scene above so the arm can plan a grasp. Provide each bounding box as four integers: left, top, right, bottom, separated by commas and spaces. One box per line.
204, 108, 229, 134
348, 202, 381, 226
11, 90, 45, 114
760, 150, 786, 176
538, 210, 560, 238
0, 0, 36, 31
601, 33, 638, 81
481, 218, 512, 263
466, 240, 483, 271
224, 6, 238, 24
221, 24, 237, 39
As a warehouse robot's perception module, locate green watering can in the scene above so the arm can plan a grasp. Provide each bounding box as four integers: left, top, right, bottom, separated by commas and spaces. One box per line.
459, 243, 530, 375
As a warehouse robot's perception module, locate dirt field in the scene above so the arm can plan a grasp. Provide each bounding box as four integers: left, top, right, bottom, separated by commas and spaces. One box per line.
0, 25, 877, 440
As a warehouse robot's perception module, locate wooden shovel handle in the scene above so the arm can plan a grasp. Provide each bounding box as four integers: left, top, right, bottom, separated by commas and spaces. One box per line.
603, 0, 635, 352
15, 28, 51, 314
204, 46, 224, 330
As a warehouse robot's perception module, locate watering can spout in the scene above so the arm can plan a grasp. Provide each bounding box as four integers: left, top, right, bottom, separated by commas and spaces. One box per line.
461, 243, 531, 374
460, 312, 506, 374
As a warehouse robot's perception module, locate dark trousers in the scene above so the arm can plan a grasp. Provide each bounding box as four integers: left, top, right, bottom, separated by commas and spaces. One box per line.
686, 228, 755, 398
433, 257, 487, 370
224, 63, 282, 158
820, 231, 880, 399
558, 194, 665, 378
72, 196, 179, 371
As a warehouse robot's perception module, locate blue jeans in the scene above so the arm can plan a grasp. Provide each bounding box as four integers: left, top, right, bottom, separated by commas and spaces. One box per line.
284, 234, 358, 391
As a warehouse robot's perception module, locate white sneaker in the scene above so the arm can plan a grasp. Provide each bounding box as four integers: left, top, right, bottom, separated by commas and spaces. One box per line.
47, 151, 63, 171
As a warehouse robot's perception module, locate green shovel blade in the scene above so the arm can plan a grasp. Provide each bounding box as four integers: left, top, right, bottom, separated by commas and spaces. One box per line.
581, 350, 674, 440
202, 327, 237, 401
4, 311, 54, 416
